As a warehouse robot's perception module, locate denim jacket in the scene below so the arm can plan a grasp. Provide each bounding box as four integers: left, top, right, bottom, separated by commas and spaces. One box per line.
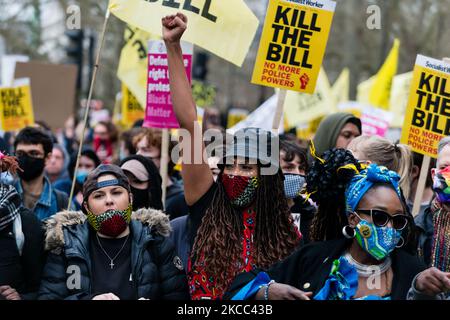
16, 176, 61, 221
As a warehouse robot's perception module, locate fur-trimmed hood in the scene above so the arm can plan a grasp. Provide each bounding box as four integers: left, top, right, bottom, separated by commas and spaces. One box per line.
44, 208, 171, 251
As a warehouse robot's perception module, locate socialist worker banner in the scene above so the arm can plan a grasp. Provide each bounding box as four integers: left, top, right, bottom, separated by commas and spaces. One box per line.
251, 0, 336, 93
400, 55, 450, 158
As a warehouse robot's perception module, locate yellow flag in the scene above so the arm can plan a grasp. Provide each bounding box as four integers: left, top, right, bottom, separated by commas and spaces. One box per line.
121, 84, 145, 128
117, 26, 156, 107
331, 68, 350, 106
389, 72, 413, 128
368, 39, 400, 109
0, 79, 34, 131
356, 76, 375, 104
109, 0, 258, 66
284, 67, 335, 126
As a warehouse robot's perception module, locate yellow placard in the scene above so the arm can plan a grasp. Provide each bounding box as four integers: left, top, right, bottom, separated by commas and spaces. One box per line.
400, 55, 450, 158
0, 79, 34, 131
251, 0, 335, 93
122, 84, 145, 128
109, 0, 259, 67
284, 67, 334, 126
118, 26, 156, 107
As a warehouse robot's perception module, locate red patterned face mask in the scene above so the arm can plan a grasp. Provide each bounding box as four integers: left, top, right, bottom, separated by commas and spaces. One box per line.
221, 174, 259, 208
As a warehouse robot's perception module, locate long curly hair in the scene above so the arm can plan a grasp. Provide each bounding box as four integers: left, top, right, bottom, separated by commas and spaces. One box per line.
190, 168, 300, 294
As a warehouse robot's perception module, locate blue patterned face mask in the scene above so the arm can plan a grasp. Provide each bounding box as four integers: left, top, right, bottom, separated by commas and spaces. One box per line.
284, 174, 306, 199
354, 219, 401, 260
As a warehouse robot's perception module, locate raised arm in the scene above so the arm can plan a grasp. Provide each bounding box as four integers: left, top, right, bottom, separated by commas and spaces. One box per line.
162, 13, 214, 205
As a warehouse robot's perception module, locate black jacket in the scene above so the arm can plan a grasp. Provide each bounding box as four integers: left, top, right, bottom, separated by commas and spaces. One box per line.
38, 209, 189, 300
0, 208, 45, 300
224, 238, 426, 300
290, 197, 316, 245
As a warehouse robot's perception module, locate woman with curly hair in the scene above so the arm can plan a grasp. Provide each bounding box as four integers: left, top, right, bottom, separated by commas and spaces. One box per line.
225, 149, 445, 300
163, 13, 300, 299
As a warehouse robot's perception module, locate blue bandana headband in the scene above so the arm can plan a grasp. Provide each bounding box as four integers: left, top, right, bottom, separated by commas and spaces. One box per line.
345, 164, 402, 214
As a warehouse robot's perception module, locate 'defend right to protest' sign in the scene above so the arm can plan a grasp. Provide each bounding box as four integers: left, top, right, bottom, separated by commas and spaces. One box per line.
400, 55, 450, 158
144, 40, 193, 129
252, 0, 336, 94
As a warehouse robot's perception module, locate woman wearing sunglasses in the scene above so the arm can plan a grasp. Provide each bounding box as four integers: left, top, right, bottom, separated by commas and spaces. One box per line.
225, 149, 439, 300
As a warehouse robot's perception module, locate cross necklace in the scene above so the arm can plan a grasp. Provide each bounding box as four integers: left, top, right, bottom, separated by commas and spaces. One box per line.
96, 233, 130, 269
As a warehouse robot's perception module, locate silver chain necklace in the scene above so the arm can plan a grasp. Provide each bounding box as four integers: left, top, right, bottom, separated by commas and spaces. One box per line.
96, 233, 130, 269
344, 252, 391, 277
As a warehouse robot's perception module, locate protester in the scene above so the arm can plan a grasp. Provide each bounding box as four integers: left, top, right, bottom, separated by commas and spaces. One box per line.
408, 152, 435, 262
54, 148, 101, 210
280, 138, 316, 244
38, 164, 189, 300
119, 127, 143, 162
415, 137, 450, 270
133, 127, 189, 219
45, 144, 70, 185
225, 152, 426, 300
0, 152, 45, 300
163, 13, 300, 300
120, 155, 163, 211
308, 112, 361, 165
93, 121, 119, 164
348, 135, 413, 199
14, 127, 69, 221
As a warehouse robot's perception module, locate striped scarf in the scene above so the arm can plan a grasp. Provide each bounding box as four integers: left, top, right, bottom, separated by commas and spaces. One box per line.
0, 184, 22, 231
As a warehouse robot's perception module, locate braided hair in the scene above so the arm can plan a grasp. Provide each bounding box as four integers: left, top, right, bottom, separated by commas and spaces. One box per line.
306, 148, 362, 241
190, 167, 300, 294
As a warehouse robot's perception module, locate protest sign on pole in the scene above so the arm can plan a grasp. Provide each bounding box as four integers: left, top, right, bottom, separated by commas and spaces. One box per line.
122, 84, 145, 128
0, 78, 34, 131
109, 0, 258, 67
400, 55, 450, 216
144, 40, 193, 208
251, 0, 335, 131
251, 0, 336, 94
144, 40, 193, 129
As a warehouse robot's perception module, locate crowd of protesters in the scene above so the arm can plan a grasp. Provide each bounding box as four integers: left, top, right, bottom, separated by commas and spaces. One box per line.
1, 13, 450, 301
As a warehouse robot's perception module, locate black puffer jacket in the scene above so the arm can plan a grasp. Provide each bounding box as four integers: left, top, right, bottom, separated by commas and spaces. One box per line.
38, 208, 189, 300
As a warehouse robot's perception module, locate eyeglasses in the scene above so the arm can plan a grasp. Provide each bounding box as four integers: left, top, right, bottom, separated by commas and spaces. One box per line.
355, 209, 409, 230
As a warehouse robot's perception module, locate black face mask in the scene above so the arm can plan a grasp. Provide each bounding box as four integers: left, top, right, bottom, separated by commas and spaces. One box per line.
130, 186, 150, 211
17, 155, 45, 182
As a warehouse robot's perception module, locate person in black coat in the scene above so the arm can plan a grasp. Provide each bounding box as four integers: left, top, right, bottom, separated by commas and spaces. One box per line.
38, 164, 189, 300
225, 150, 449, 300
0, 153, 45, 300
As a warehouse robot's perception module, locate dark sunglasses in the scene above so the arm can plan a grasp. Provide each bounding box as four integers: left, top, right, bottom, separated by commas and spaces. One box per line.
355, 209, 409, 230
